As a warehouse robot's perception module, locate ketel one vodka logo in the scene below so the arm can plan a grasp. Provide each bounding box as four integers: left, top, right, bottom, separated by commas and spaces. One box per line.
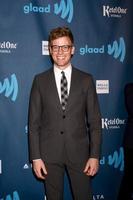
102, 118, 125, 130
103, 5, 127, 18
0, 41, 17, 54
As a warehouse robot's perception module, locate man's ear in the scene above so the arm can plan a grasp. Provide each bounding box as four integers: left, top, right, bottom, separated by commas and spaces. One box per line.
49, 46, 52, 55
71, 46, 75, 55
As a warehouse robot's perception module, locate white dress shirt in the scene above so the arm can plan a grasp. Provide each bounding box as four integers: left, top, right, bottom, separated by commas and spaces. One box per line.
54, 64, 72, 102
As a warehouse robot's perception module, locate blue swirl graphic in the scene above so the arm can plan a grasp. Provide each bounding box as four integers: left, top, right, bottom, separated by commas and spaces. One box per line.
54, 0, 73, 23
108, 147, 124, 171
0, 74, 18, 101
107, 37, 126, 62
0, 191, 20, 200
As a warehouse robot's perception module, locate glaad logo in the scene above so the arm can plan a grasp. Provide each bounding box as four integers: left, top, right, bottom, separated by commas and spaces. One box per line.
0, 160, 2, 174
100, 147, 124, 171
23, 2, 50, 14
79, 37, 126, 62
54, 0, 73, 23
23, 0, 73, 23
0, 74, 18, 102
0, 191, 20, 200
80, 45, 104, 55
107, 37, 126, 62
108, 147, 124, 171
102, 118, 125, 130
103, 5, 127, 18
0, 41, 17, 54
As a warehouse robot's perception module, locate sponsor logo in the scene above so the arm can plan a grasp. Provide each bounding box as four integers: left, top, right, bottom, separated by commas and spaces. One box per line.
0, 41, 17, 54
23, 163, 32, 169
0, 74, 18, 102
42, 41, 49, 55
0, 191, 20, 200
79, 37, 126, 63
54, 0, 73, 23
96, 80, 109, 94
25, 125, 28, 134
80, 45, 104, 55
100, 147, 124, 171
0, 160, 2, 174
23, 0, 73, 23
107, 37, 126, 63
103, 5, 127, 18
102, 118, 125, 130
44, 194, 104, 200
93, 195, 104, 200
44, 196, 47, 200
23, 3, 50, 14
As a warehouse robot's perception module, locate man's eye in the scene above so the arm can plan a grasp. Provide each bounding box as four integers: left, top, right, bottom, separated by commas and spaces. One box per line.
63, 46, 68, 49
53, 46, 58, 49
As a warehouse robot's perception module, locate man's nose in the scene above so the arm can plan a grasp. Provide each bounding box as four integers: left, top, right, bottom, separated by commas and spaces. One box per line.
58, 46, 63, 53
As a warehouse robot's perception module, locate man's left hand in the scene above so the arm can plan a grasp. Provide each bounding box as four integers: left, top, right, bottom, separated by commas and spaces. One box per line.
83, 158, 99, 176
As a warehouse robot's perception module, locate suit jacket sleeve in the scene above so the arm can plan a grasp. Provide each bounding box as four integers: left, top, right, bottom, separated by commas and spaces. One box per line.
28, 76, 42, 161
86, 75, 102, 159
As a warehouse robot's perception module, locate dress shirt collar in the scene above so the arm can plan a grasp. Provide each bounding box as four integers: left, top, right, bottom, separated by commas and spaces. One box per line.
54, 64, 72, 76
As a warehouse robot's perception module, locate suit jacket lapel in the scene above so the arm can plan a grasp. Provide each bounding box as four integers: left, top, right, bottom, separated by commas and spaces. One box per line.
49, 69, 63, 112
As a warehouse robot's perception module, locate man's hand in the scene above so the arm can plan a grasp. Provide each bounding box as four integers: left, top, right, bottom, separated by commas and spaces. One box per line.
32, 159, 47, 179
83, 158, 99, 176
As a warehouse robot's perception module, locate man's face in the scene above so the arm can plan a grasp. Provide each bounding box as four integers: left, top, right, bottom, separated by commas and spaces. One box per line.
49, 36, 75, 70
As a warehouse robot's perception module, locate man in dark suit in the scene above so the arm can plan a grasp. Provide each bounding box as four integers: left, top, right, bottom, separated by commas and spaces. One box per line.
28, 27, 102, 200
117, 83, 133, 200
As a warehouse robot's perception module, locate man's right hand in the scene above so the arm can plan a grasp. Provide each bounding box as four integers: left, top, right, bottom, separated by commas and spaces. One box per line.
32, 159, 47, 179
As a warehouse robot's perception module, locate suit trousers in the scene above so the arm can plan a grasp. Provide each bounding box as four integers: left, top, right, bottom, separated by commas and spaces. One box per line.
44, 145, 93, 200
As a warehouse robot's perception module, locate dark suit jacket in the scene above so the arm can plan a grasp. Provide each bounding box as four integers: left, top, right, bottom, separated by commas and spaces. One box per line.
123, 83, 133, 149
28, 67, 102, 163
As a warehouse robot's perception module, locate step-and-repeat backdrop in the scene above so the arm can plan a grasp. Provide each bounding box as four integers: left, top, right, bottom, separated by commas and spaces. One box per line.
0, 0, 133, 200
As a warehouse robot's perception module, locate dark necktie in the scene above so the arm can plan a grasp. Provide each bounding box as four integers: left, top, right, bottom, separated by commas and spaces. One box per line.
61, 71, 68, 111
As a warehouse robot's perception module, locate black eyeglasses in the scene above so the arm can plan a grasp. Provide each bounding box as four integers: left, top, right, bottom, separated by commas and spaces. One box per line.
50, 45, 73, 52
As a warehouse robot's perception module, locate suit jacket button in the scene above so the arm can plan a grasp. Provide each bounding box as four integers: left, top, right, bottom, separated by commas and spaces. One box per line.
62, 115, 66, 119
60, 131, 64, 134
